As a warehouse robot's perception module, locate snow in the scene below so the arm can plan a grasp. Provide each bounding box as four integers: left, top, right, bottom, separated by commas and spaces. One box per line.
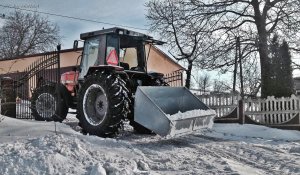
1, 113, 300, 175
166, 109, 215, 138
167, 109, 216, 120
204, 123, 300, 142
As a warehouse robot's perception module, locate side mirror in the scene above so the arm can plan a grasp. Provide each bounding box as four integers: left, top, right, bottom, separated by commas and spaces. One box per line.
73, 40, 79, 51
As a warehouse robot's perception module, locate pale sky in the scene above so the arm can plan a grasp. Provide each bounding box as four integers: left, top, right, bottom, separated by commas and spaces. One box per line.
0, 0, 236, 86
8, 0, 299, 84
0, 0, 150, 49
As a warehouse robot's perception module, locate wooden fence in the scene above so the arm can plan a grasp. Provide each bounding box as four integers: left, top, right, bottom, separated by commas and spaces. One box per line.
243, 95, 300, 129
198, 93, 300, 130
197, 93, 240, 119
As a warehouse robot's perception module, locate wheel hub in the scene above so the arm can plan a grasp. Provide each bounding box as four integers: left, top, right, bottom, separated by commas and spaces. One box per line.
36, 93, 56, 119
83, 84, 108, 126
95, 93, 107, 116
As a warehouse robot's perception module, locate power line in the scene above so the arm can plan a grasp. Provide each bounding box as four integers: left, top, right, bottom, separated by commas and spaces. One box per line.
0, 4, 147, 31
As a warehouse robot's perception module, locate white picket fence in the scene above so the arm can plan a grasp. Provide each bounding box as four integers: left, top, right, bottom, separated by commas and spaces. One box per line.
244, 95, 300, 124
198, 92, 300, 128
197, 93, 240, 118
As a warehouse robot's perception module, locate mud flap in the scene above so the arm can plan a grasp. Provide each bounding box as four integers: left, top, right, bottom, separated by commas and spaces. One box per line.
134, 86, 216, 137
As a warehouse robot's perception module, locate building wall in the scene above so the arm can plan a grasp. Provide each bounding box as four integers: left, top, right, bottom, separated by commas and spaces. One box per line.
0, 50, 81, 75
146, 46, 183, 74
0, 46, 184, 77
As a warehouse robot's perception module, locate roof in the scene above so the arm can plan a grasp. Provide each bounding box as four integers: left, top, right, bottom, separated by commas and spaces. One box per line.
80, 27, 164, 45
80, 27, 150, 39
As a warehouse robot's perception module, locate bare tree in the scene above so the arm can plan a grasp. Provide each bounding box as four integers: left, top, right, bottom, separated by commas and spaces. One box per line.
147, 0, 300, 97
197, 73, 211, 94
213, 79, 231, 93
238, 58, 261, 97
146, 0, 214, 89
0, 10, 60, 59
186, 0, 300, 97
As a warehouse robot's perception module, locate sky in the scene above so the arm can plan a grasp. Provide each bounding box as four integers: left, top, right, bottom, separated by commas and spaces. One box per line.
6, 0, 300, 85
0, 0, 150, 49
0, 0, 236, 87
0, 0, 220, 86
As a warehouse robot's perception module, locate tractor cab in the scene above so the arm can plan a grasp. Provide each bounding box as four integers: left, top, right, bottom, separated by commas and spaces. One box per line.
77, 27, 164, 79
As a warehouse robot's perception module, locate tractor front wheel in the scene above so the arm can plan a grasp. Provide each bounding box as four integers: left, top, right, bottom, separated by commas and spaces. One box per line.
31, 84, 68, 122
77, 72, 130, 137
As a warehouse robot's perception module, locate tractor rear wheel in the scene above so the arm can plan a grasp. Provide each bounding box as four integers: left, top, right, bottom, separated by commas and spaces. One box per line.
31, 84, 68, 122
77, 72, 130, 137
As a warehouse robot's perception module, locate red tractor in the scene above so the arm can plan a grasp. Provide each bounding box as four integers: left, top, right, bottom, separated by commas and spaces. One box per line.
31, 27, 215, 137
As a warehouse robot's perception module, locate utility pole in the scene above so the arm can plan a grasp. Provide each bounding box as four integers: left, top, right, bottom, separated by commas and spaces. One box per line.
237, 37, 244, 99
233, 37, 244, 99
233, 37, 239, 93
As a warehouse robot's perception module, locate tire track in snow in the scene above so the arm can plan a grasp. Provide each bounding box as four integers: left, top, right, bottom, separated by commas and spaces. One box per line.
95, 124, 300, 174
129, 135, 239, 174
188, 135, 300, 175
70, 122, 300, 175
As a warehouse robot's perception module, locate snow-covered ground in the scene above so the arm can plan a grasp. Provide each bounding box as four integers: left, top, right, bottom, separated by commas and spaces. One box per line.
1, 113, 300, 175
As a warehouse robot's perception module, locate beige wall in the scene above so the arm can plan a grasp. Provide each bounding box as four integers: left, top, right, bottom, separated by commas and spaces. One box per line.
146, 45, 183, 74
0, 47, 183, 76
0, 56, 40, 74
60, 51, 82, 68
0, 51, 81, 75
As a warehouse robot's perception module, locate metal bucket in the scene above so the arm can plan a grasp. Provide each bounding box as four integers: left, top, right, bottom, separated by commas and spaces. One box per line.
134, 86, 216, 137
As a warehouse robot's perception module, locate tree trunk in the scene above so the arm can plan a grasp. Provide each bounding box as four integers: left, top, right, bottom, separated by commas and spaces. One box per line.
258, 40, 271, 98
252, 0, 271, 98
185, 60, 193, 89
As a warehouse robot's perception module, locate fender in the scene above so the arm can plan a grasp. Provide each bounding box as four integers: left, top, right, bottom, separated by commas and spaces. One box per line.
86, 65, 124, 76
56, 83, 74, 108
32, 82, 74, 109
147, 71, 164, 79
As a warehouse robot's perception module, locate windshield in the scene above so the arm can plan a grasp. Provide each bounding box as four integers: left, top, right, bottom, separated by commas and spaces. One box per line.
79, 38, 99, 79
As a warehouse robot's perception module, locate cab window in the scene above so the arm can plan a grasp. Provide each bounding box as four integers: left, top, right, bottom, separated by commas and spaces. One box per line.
79, 38, 99, 79
106, 35, 119, 65
120, 47, 138, 70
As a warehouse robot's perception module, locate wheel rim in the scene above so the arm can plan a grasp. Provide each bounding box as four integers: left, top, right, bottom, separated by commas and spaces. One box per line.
36, 93, 57, 119
83, 84, 108, 126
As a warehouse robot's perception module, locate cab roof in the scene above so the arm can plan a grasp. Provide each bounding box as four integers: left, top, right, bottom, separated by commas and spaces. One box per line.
80, 27, 164, 45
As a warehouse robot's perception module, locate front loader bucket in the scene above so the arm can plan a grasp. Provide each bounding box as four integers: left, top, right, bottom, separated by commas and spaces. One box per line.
134, 86, 216, 137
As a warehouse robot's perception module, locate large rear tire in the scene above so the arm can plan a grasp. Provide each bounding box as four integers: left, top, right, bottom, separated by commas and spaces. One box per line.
31, 84, 68, 122
77, 72, 130, 137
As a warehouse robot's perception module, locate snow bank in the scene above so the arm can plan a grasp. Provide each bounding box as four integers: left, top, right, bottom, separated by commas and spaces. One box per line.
0, 116, 79, 143
0, 134, 148, 175
1, 113, 300, 174
0, 116, 149, 175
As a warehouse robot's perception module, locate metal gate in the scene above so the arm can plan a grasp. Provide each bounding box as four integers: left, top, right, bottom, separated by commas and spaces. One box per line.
164, 69, 184, 87
1, 46, 61, 119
